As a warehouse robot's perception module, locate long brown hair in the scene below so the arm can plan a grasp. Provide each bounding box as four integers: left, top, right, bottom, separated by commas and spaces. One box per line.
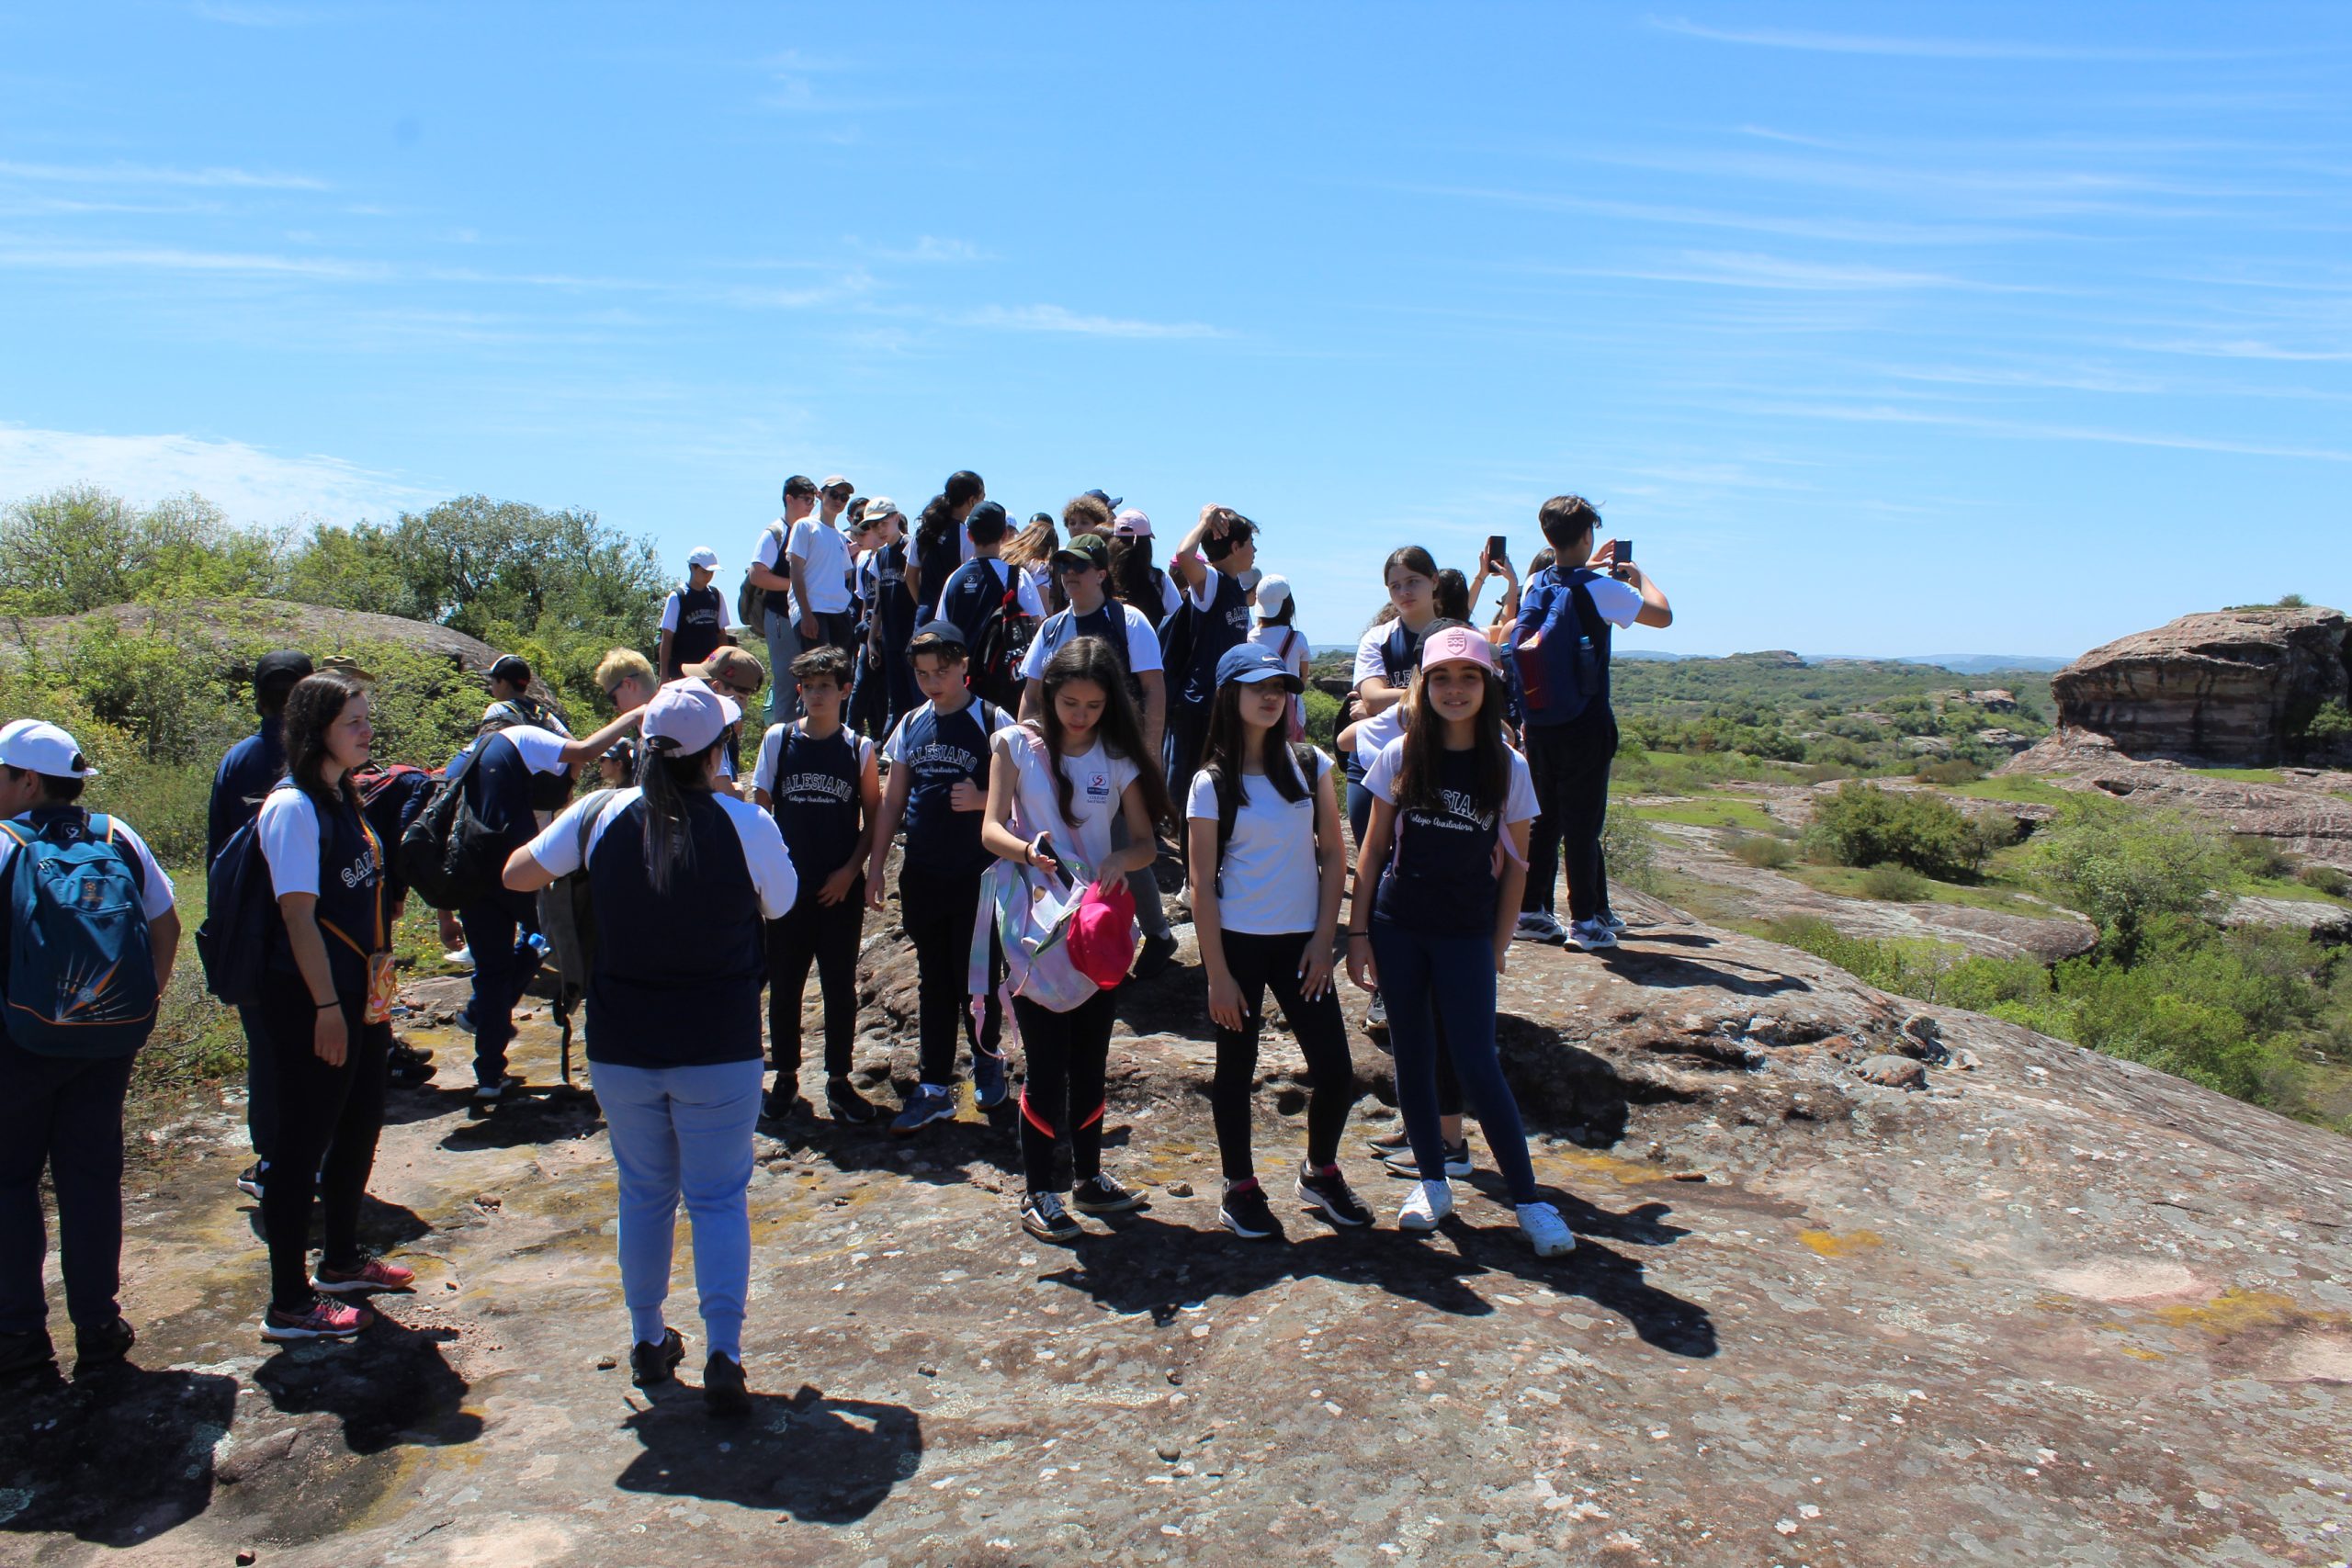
1200, 677, 1311, 828
1392, 618, 1510, 815
283, 672, 368, 817
1030, 636, 1174, 830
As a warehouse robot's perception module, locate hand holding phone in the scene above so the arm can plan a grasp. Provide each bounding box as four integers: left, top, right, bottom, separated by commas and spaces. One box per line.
1486, 534, 1509, 569
1609, 537, 1634, 581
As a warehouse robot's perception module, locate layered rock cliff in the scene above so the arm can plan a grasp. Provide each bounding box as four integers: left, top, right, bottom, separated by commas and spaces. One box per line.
2049, 605, 2352, 766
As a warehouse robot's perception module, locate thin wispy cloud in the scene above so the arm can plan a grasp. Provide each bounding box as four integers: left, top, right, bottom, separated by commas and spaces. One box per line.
0, 424, 433, 525
0, 159, 328, 190
1552, 251, 2038, 295
962, 304, 1227, 340
1747, 399, 2352, 464
0, 243, 385, 278
1649, 16, 2266, 63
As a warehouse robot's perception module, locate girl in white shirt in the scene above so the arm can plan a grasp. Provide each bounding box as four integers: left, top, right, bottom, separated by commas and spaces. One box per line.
979, 636, 1174, 1243
1185, 645, 1368, 1239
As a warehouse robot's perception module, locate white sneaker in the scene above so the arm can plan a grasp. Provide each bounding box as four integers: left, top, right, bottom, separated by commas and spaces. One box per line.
443, 946, 475, 971
1514, 911, 1567, 945
1397, 1179, 1453, 1232
1568, 919, 1618, 952
1365, 990, 1387, 1031
1517, 1201, 1577, 1257
1597, 908, 1629, 934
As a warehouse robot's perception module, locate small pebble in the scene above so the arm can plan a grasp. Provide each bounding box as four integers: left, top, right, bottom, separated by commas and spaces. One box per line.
596, 1355, 617, 1371
1163, 1181, 1193, 1198
238, 1552, 258, 1567
1166, 1370, 1183, 1386
918, 1363, 938, 1377
1156, 1441, 1182, 1461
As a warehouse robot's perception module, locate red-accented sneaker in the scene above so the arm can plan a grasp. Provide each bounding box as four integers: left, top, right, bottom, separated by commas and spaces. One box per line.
313, 1257, 417, 1295
262, 1297, 375, 1341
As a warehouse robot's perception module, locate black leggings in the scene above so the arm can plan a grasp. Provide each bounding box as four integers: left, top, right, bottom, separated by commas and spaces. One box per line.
256, 984, 391, 1312
1208, 930, 1357, 1183
768, 881, 865, 1081
1012, 989, 1116, 1194
899, 869, 1002, 1086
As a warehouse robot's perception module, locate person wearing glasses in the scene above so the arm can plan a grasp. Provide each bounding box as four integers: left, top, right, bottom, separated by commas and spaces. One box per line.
789, 476, 859, 661
594, 649, 661, 716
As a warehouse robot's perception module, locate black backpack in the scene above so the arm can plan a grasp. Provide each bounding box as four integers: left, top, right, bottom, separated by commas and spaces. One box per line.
196, 817, 274, 1008
1157, 596, 1198, 693
396, 743, 504, 910
967, 562, 1036, 710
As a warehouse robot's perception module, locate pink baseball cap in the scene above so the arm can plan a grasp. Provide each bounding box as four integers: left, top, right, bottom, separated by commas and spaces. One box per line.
1111, 508, 1153, 539
1064, 875, 1137, 988
1419, 626, 1498, 671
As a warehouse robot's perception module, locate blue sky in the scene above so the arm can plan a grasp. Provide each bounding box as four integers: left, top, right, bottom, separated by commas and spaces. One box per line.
1, 4, 2346, 657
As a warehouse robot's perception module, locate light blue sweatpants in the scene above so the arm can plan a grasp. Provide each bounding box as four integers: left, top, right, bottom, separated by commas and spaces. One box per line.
590, 1056, 763, 1360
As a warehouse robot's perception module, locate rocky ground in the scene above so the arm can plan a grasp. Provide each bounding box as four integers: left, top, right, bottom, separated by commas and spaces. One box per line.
2008, 732, 2352, 874
5, 908, 2352, 1568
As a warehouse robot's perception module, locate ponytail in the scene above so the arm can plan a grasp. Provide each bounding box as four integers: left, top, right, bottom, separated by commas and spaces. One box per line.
635, 739, 718, 894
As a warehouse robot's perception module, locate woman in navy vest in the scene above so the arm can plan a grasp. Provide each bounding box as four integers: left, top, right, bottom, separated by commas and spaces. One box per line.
254, 672, 414, 1341
504, 679, 797, 1416
752, 645, 881, 1126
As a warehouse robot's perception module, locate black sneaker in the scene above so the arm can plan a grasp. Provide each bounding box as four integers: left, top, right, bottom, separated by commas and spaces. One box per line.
630, 1326, 685, 1389
390, 1039, 435, 1067
74, 1316, 135, 1373
1295, 1164, 1373, 1227
235, 1162, 266, 1200
0, 1328, 56, 1381
703, 1352, 751, 1417
1383, 1140, 1473, 1179
825, 1077, 882, 1125
1021, 1190, 1082, 1241
1130, 931, 1179, 983
760, 1088, 808, 1125
1361, 1126, 1411, 1157
1071, 1173, 1145, 1214
387, 1043, 433, 1089
1218, 1180, 1282, 1239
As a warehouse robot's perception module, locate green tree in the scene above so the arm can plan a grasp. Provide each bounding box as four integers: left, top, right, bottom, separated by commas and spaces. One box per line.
0, 485, 287, 614
2032, 801, 2238, 959
1806, 783, 2004, 880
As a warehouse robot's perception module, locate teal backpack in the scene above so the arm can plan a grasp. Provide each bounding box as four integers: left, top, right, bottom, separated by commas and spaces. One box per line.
0, 811, 159, 1057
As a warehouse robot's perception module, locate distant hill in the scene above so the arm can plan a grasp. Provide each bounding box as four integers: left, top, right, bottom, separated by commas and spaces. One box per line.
1623, 649, 2069, 673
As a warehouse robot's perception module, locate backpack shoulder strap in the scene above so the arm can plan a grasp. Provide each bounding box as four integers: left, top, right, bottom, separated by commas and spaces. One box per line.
89, 815, 146, 897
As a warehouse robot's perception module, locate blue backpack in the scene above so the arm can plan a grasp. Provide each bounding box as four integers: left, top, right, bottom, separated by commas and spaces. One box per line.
1510, 567, 1611, 727
196, 814, 275, 1009
0, 811, 159, 1057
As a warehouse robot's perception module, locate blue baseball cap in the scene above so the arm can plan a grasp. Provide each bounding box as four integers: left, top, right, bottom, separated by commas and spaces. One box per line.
1216, 644, 1303, 692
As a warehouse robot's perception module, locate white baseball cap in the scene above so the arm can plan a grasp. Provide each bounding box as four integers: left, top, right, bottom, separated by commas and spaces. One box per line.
820, 474, 852, 491
0, 720, 96, 779
864, 495, 900, 521
686, 546, 720, 570
1253, 572, 1292, 618
639, 679, 740, 756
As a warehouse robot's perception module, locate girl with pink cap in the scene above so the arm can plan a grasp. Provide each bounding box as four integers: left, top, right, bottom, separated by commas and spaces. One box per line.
1344, 622, 1576, 1257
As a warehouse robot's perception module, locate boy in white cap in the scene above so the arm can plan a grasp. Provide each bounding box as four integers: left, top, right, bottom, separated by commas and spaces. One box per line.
659, 547, 729, 680
0, 721, 181, 1380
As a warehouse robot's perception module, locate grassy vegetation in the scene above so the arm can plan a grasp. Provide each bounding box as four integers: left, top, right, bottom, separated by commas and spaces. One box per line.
1948, 774, 2075, 807
1781, 861, 2061, 919
1627, 795, 1786, 834
2191, 766, 2290, 784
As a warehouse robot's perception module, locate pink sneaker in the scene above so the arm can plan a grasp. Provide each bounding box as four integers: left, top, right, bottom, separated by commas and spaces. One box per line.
314, 1257, 416, 1295
262, 1297, 375, 1341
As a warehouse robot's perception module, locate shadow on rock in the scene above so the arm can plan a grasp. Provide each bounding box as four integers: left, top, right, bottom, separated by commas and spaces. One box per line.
254, 1317, 484, 1454
434, 1086, 604, 1151
1036, 1206, 1716, 1356
801, 1104, 1024, 1187
0, 1361, 239, 1544
241, 1193, 435, 1254
616, 1382, 921, 1524
1596, 945, 1813, 998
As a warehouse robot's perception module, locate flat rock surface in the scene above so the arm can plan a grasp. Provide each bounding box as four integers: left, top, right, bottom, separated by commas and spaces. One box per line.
5, 914, 2350, 1567
2007, 736, 2352, 872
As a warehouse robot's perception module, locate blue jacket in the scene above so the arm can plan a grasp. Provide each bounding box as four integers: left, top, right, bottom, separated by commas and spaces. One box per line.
208, 716, 284, 866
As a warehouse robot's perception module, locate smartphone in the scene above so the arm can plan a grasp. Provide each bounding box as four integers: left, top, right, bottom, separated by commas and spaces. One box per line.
1610, 537, 1634, 581
1487, 534, 1509, 564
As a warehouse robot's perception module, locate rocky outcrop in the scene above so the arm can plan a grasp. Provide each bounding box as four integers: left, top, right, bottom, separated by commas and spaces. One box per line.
2007, 733, 2352, 873
6, 902, 2346, 1567
2049, 605, 2352, 766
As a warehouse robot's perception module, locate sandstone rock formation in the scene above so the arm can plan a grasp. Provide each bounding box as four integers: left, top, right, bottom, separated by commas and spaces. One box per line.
2007, 735, 2352, 874
2048, 605, 2352, 766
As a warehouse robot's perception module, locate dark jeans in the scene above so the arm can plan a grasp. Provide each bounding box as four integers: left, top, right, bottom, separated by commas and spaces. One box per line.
239, 1001, 277, 1166
1369, 920, 1537, 1204
802, 609, 856, 657
1165, 702, 1212, 841
1207, 931, 1356, 1183
1011, 989, 1117, 1194
898, 867, 1001, 1087
1523, 709, 1618, 922
0, 1039, 135, 1335
460, 898, 543, 1086
767, 880, 865, 1082
255, 986, 392, 1312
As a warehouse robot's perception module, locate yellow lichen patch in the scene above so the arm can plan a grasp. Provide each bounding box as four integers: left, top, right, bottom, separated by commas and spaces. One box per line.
1798, 1228, 1884, 1258
2151, 1288, 2334, 1338
2119, 1348, 2165, 1360
1551, 1149, 1686, 1187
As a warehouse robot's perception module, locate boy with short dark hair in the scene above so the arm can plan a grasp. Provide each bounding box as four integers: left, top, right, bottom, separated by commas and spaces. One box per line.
752, 645, 882, 1126
0, 722, 180, 1381
1515, 494, 1673, 951
866, 629, 1012, 1135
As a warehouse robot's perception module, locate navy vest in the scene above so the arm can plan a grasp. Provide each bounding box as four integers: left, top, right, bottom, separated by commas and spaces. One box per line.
265, 785, 383, 998
583, 794, 765, 1067
1374, 748, 1503, 938
898, 702, 998, 877
670, 582, 726, 672
766, 726, 863, 884
1180, 570, 1251, 706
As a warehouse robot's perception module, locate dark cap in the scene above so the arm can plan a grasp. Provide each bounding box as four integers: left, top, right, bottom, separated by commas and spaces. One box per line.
966, 500, 1010, 544
254, 649, 313, 691
488, 654, 533, 686
1082, 488, 1122, 512
1052, 533, 1110, 571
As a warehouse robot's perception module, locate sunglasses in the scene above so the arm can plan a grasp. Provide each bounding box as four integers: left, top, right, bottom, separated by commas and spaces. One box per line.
722, 679, 762, 698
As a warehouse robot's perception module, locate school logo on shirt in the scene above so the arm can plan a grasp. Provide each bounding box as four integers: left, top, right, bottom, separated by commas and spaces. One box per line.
1414, 788, 1497, 834
1083, 770, 1111, 801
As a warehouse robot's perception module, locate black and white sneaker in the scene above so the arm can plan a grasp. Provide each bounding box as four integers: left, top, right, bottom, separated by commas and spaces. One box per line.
1071, 1173, 1146, 1214
1021, 1191, 1083, 1241
235, 1162, 266, 1200
470, 1075, 519, 1108
1295, 1164, 1374, 1227
1362, 1126, 1411, 1158
1382, 1140, 1474, 1179
825, 1077, 882, 1125
630, 1326, 685, 1388
1218, 1179, 1282, 1239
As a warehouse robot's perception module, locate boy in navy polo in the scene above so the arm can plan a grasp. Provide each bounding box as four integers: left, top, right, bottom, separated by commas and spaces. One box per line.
866, 628, 1012, 1135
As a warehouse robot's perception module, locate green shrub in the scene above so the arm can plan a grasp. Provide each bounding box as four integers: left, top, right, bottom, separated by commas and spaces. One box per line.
1860, 863, 1929, 901
1916, 758, 1984, 786
2034, 800, 2239, 958
2304, 700, 2352, 743
1805, 782, 2001, 880
2300, 862, 2350, 898
1730, 833, 1796, 869
1600, 808, 1662, 895
2229, 832, 2297, 881
1302, 685, 1340, 750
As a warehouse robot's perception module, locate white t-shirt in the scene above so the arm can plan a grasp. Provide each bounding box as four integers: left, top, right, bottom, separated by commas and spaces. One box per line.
1352, 622, 1426, 691
493, 724, 571, 775
1185, 749, 1332, 936
1250, 623, 1310, 729
2, 810, 175, 918
993, 727, 1139, 877
1020, 599, 1165, 682
659, 591, 683, 633
1363, 736, 1540, 825
254, 787, 367, 902
525, 787, 798, 919
788, 518, 854, 615
752, 723, 876, 796
1574, 571, 1645, 627
1351, 704, 1406, 773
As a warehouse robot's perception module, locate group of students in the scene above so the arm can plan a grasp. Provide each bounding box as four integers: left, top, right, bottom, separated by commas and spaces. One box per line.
0, 476, 1669, 1418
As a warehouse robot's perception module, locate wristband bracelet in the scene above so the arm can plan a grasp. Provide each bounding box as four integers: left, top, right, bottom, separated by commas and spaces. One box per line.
1346, 931, 1371, 942
313, 998, 338, 1011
